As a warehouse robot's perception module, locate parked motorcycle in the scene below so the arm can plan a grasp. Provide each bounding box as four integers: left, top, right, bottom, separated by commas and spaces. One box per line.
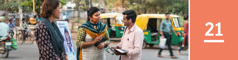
0, 36, 12, 58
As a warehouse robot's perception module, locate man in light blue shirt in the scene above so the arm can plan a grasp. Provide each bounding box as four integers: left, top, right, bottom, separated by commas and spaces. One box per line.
158, 13, 178, 59
160, 18, 174, 33
0, 17, 9, 37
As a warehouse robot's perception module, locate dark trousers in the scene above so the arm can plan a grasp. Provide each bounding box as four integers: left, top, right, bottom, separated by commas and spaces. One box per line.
22, 30, 26, 40
178, 35, 188, 52
158, 32, 174, 56
10, 30, 14, 37
77, 48, 80, 60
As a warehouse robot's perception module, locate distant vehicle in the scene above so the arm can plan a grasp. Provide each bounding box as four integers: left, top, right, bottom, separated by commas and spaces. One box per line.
29, 18, 37, 25
135, 14, 184, 48
100, 13, 125, 40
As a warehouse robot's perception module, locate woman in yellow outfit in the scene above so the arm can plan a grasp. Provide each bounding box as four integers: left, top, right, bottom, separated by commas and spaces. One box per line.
76, 7, 110, 60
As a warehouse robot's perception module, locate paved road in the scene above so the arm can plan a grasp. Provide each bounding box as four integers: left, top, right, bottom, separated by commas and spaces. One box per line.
0, 41, 188, 60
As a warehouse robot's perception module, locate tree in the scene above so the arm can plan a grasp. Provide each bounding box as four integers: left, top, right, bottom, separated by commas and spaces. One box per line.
99, 0, 108, 13
74, 0, 81, 18
105, 0, 188, 15
0, 0, 19, 13
0, 0, 19, 20
20, 0, 67, 16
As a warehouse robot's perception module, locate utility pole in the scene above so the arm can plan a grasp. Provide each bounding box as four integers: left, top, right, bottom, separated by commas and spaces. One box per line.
33, 0, 36, 15
18, 0, 23, 25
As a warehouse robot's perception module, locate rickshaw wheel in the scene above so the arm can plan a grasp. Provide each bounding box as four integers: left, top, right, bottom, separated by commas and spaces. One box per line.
142, 41, 147, 48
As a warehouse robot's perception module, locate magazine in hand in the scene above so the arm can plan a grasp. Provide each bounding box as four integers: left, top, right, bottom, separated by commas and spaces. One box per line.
115, 49, 128, 53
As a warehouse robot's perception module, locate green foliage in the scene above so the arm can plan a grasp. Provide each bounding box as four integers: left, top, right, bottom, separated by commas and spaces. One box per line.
60, 0, 67, 6
106, 0, 188, 15
20, 0, 67, 13
20, 0, 34, 12
0, 0, 19, 13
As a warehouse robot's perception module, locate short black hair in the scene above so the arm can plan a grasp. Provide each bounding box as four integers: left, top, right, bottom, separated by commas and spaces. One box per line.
165, 13, 170, 15
34, 15, 36, 18
87, 7, 99, 21
9, 18, 12, 21
122, 10, 137, 23
64, 27, 69, 33
22, 18, 25, 21
184, 15, 188, 20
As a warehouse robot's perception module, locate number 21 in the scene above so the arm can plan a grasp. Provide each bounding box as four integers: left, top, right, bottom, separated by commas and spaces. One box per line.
205, 22, 223, 36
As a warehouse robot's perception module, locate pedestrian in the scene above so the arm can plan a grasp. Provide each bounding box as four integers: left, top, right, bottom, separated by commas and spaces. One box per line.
36, 15, 41, 22
76, 7, 110, 60
112, 10, 144, 60
158, 13, 178, 59
178, 15, 189, 54
12, 16, 16, 24
34, 0, 68, 60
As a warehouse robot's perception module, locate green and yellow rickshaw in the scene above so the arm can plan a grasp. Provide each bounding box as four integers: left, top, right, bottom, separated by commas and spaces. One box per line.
100, 13, 125, 40
135, 14, 184, 48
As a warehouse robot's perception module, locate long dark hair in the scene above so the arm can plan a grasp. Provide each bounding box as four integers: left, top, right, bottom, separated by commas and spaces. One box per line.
40, 0, 60, 18
87, 7, 99, 21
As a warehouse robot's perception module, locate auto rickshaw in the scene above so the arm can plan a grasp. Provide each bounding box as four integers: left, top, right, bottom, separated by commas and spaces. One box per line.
135, 14, 184, 48
100, 13, 125, 40
29, 18, 37, 25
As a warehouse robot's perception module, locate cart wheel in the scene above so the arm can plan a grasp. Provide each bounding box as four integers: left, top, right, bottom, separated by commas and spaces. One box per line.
21, 34, 25, 44
149, 44, 154, 47
30, 34, 35, 44
18, 34, 24, 44
142, 41, 147, 48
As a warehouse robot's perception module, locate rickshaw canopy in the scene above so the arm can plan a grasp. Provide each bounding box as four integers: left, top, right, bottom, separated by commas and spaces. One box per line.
100, 13, 124, 26
100, 13, 121, 19
135, 14, 180, 31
